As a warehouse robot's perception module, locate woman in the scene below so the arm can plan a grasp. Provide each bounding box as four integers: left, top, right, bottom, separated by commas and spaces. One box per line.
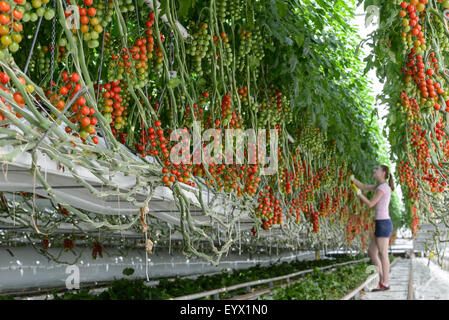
351, 165, 394, 291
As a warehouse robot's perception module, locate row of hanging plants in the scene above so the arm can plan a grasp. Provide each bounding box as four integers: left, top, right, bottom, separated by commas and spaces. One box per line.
362, 0, 449, 260
0, 0, 400, 264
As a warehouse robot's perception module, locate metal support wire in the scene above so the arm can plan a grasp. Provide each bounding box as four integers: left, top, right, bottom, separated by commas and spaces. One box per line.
24, 15, 44, 75
134, 0, 142, 37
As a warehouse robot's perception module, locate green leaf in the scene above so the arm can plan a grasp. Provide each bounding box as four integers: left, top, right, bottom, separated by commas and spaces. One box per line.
294, 32, 304, 48
178, 0, 192, 17
276, 0, 288, 18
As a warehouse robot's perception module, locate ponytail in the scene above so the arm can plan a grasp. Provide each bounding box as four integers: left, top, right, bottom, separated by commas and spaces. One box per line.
380, 164, 394, 191
388, 173, 395, 192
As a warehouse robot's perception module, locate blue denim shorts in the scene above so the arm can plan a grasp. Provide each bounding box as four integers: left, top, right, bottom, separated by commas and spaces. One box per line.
375, 219, 393, 238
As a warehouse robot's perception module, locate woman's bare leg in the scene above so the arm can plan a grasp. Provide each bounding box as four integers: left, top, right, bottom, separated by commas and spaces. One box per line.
368, 237, 383, 282
375, 236, 390, 285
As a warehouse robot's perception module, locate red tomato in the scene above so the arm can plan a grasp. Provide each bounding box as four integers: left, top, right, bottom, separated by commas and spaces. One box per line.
71, 73, 80, 83
80, 105, 90, 116
77, 96, 86, 106
13, 9, 22, 20
74, 84, 82, 92
80, 117, 91, 127
59, 86, 69, 95
87, 7, 96, 16
0, 1, 10, 13
13, 92, 24, 104
0, 72, 9, 84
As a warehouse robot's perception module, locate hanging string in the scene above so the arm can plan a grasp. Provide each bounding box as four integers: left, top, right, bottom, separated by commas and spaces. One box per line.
140, 200, 151, 282
31, 159, 47, 236
43, 153, 47, 182
95, 1, 109, 102
168, 224, 172, 255
145, 231, 149, 282
238, 218, 241, 255
1, 159, 7, 182
13, 192, 15, 226
49, 0, 57, 92
217, 222, 221, 246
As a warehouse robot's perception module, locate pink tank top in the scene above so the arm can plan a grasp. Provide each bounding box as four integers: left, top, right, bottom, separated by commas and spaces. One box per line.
375, 183, 391, 220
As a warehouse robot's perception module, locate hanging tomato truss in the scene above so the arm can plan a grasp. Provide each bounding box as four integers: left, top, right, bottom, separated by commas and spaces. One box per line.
0, 0, 395, 265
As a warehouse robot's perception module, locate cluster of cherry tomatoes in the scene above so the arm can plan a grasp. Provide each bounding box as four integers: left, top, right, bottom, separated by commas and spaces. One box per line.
48, 72, 99, 143
0, 72, 35, 120
288, 198, 302, 224
220, 92, 243, 128
398, 160, 420, 200
184, 102, 204, 126
67, 0, 105, 49
399, 90, 420, 121
96, 80, 128, 130
410, 202, 420, 236
0, 0, 25, 54
400, 0, 427, 54
402, 50, 445, 111
255, 186, 283, 230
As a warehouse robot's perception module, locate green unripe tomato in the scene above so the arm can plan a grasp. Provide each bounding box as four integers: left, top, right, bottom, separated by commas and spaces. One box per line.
88, 40, 99, 48
8, 42, 19, 53
90, 31, 99, 40
30, 13, 38, 22
22, 13, 31, 22
79, 130, 89, 139
1, 35, 12, 46
36, 7, 45, 16
12, 33, 22, 44
32, 0, 42, 9
44, 9, 55, 20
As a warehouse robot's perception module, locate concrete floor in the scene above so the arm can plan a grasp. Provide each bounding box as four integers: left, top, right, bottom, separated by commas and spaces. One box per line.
358, 255, 449, 300
413, 258, 449, 300
359, 258, 410, 300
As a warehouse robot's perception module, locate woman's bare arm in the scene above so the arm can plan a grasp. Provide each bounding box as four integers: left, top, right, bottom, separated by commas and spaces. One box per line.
358, 189, 384, 209
351, 177, 377, 192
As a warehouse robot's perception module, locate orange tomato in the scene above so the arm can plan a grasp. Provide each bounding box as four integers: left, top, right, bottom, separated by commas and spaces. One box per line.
13, 9, 22, 20
0, 14, 10, 25
0, 25, 8, 36
0, 1, 10, 13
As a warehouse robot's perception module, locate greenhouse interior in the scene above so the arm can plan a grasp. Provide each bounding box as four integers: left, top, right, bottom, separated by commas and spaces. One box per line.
1, 0, 449, 302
